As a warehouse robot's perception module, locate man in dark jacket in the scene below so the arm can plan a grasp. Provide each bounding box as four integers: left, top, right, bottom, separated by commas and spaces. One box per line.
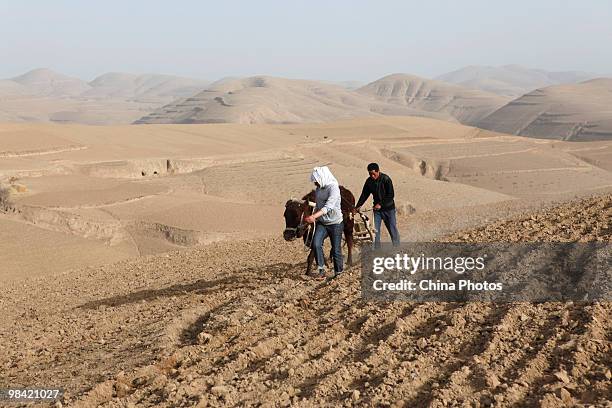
355, 163, 400, 248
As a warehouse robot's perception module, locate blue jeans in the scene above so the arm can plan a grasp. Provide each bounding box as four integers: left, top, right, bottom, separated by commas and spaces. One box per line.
374, 208, 400, 248
312, 221, 344, 274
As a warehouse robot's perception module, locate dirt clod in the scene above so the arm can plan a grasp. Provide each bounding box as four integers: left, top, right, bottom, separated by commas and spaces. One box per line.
1, 195, 610, 408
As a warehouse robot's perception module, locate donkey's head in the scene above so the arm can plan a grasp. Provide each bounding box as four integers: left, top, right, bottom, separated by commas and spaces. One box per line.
283, 198, 308, 241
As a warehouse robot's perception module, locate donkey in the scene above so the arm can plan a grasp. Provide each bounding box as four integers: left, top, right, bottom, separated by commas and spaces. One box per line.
283, 186, 355, 275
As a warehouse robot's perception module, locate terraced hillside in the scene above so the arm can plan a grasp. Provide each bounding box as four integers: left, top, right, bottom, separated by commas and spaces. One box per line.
356, 74, 509, 125
134, 76, 452, 125
4, 117, 611, 278
477, 79, 612, 141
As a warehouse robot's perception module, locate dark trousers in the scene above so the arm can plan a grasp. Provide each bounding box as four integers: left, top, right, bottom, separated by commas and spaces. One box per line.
312, 221, 344, 273
374, 208, 400, 248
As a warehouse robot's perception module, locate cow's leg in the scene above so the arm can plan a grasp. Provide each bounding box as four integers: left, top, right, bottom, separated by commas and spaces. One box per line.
345, 230, 354, 266
306, 249, 315, 275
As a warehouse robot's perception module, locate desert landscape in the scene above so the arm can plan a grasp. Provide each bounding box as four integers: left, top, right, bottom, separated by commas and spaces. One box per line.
436, 65, 597, 97
0, 69, 209, 125
477, 79, 612, 141
1, 116, 611, 278
0, 112, 611, 406
1, 2, 612, 406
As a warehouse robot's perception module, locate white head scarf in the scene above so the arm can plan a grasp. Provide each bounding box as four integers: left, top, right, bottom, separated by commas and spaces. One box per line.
310, 166, 338, 188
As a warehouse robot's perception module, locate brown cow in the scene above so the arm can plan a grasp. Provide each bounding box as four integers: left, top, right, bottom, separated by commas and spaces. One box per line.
283, 186, 355, 275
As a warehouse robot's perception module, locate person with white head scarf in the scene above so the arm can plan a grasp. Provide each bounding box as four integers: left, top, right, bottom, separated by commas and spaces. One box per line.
304, 166, 344, 278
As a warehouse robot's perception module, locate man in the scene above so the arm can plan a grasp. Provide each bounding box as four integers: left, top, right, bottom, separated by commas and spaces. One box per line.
304, 166, 343, 279
355, 163, 400, 248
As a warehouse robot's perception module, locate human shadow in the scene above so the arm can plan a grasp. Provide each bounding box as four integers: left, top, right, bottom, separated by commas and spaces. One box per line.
77, 262, 303, 310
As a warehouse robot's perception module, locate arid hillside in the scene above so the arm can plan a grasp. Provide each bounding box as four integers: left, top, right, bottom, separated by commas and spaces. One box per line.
436, 65, 597, 97
0, 69, 208, 124
0, 194, 609, 407
135, 73, 516, 126
477, 78, 612, 141
134, 76, 452, 125
0, 116, 610, 407
2, 117, 611, 278
11, 68, 92, 97
356, 74, 510, 125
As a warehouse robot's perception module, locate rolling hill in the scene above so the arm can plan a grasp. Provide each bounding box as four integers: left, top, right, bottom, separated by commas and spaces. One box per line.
477, 78, 612, 141
356, 73, 509, 125
0, 69, 209, 124
436, 65, 597, 97
135, 76, 453, 124
84, 72, 208, 101
0, 79, 31, 97
11, 68, 92, 97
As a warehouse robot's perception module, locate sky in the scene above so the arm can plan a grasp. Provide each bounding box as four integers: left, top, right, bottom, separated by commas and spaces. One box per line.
1, 0, 611, 82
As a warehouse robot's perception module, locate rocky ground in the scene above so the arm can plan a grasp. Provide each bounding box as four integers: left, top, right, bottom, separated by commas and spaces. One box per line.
451, 194, 611, 243
0, 195, 610, 407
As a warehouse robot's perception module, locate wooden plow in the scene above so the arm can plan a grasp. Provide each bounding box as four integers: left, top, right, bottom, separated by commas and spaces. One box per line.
353, 210, 375, 243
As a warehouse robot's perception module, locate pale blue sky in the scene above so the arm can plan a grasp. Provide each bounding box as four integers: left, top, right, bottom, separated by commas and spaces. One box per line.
1, 0, 611, 81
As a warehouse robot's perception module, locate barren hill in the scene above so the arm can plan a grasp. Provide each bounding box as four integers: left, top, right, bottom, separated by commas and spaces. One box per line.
1, 116, 611, 406
135, 76, 453, 124
356, 73, 509, 125
84, 72, 209, 101
0, 69, 209, 124
11, 68, 92, 97
477, 78, 612, 141
2, 116, 611, 277
0, 79, 31, 96
436, 65, 596, 97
